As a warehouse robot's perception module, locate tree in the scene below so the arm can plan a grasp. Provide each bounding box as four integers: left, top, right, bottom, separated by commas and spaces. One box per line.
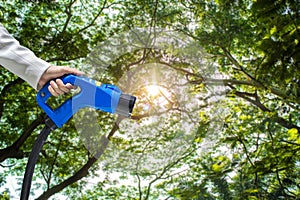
156, 0, 300, 199
1, 0, 300, 199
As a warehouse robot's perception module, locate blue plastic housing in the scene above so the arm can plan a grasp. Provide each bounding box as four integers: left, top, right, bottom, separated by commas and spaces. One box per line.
36, 75, 122, 128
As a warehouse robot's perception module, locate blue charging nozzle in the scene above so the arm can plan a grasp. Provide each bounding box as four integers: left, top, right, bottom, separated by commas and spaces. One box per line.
36, 74, 136, 128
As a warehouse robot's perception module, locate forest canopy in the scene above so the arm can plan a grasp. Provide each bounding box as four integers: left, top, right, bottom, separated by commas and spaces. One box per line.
0, 0, 300, 199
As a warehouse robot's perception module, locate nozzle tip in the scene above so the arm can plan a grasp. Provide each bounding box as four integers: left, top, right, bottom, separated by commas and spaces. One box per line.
115, 94, 136, 117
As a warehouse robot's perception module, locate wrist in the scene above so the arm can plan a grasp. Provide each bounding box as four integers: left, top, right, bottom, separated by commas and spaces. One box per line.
38, 66, 51, 90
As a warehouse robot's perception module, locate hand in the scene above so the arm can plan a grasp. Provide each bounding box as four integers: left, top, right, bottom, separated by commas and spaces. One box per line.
38, 66, 84, 96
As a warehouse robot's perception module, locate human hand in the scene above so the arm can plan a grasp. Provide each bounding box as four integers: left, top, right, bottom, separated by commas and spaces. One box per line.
38, 66, 84, 96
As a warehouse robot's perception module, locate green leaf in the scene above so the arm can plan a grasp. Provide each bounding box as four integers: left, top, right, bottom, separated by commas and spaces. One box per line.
288, 128, 298, 141
270, 26, 277, 35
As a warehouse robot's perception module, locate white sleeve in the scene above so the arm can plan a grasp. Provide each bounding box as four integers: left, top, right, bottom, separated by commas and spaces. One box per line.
0, 23, 50, 90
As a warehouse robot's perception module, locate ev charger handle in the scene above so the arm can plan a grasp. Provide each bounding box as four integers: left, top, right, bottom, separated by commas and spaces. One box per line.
36, 74, 136, 128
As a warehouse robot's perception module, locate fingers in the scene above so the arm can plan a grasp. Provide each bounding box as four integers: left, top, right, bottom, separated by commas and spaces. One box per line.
38, 65, 84, 96
48, 79, 75, 97
56, 79, 71, 93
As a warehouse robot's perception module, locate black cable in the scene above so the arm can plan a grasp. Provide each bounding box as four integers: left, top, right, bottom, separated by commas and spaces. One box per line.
20, 117, 57, 200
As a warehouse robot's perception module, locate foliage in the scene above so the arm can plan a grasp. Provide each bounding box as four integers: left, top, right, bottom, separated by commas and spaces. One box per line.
0, 0, 300, 199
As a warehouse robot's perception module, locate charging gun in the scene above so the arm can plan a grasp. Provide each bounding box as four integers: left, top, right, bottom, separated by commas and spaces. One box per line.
20, 74, 136, 199
37, 74, 136, 127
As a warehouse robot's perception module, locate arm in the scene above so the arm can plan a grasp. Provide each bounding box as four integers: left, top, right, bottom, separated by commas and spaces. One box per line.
0, 23, 50, 90
0, 23, 83, 95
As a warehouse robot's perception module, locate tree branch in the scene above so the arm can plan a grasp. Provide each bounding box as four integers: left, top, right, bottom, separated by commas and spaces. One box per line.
233, 90, 300, 132
143, 149, 194, 200
46, 133, 65, 190
0, 77, 24, 119
36, 156, 97, 200
77, 0, 108, 34
0, 114, 45, 162
61, 0, 77, 33
36, 116, 121, 199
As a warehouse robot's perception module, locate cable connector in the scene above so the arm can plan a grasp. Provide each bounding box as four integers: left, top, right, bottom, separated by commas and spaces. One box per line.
45, 117, 57, 131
